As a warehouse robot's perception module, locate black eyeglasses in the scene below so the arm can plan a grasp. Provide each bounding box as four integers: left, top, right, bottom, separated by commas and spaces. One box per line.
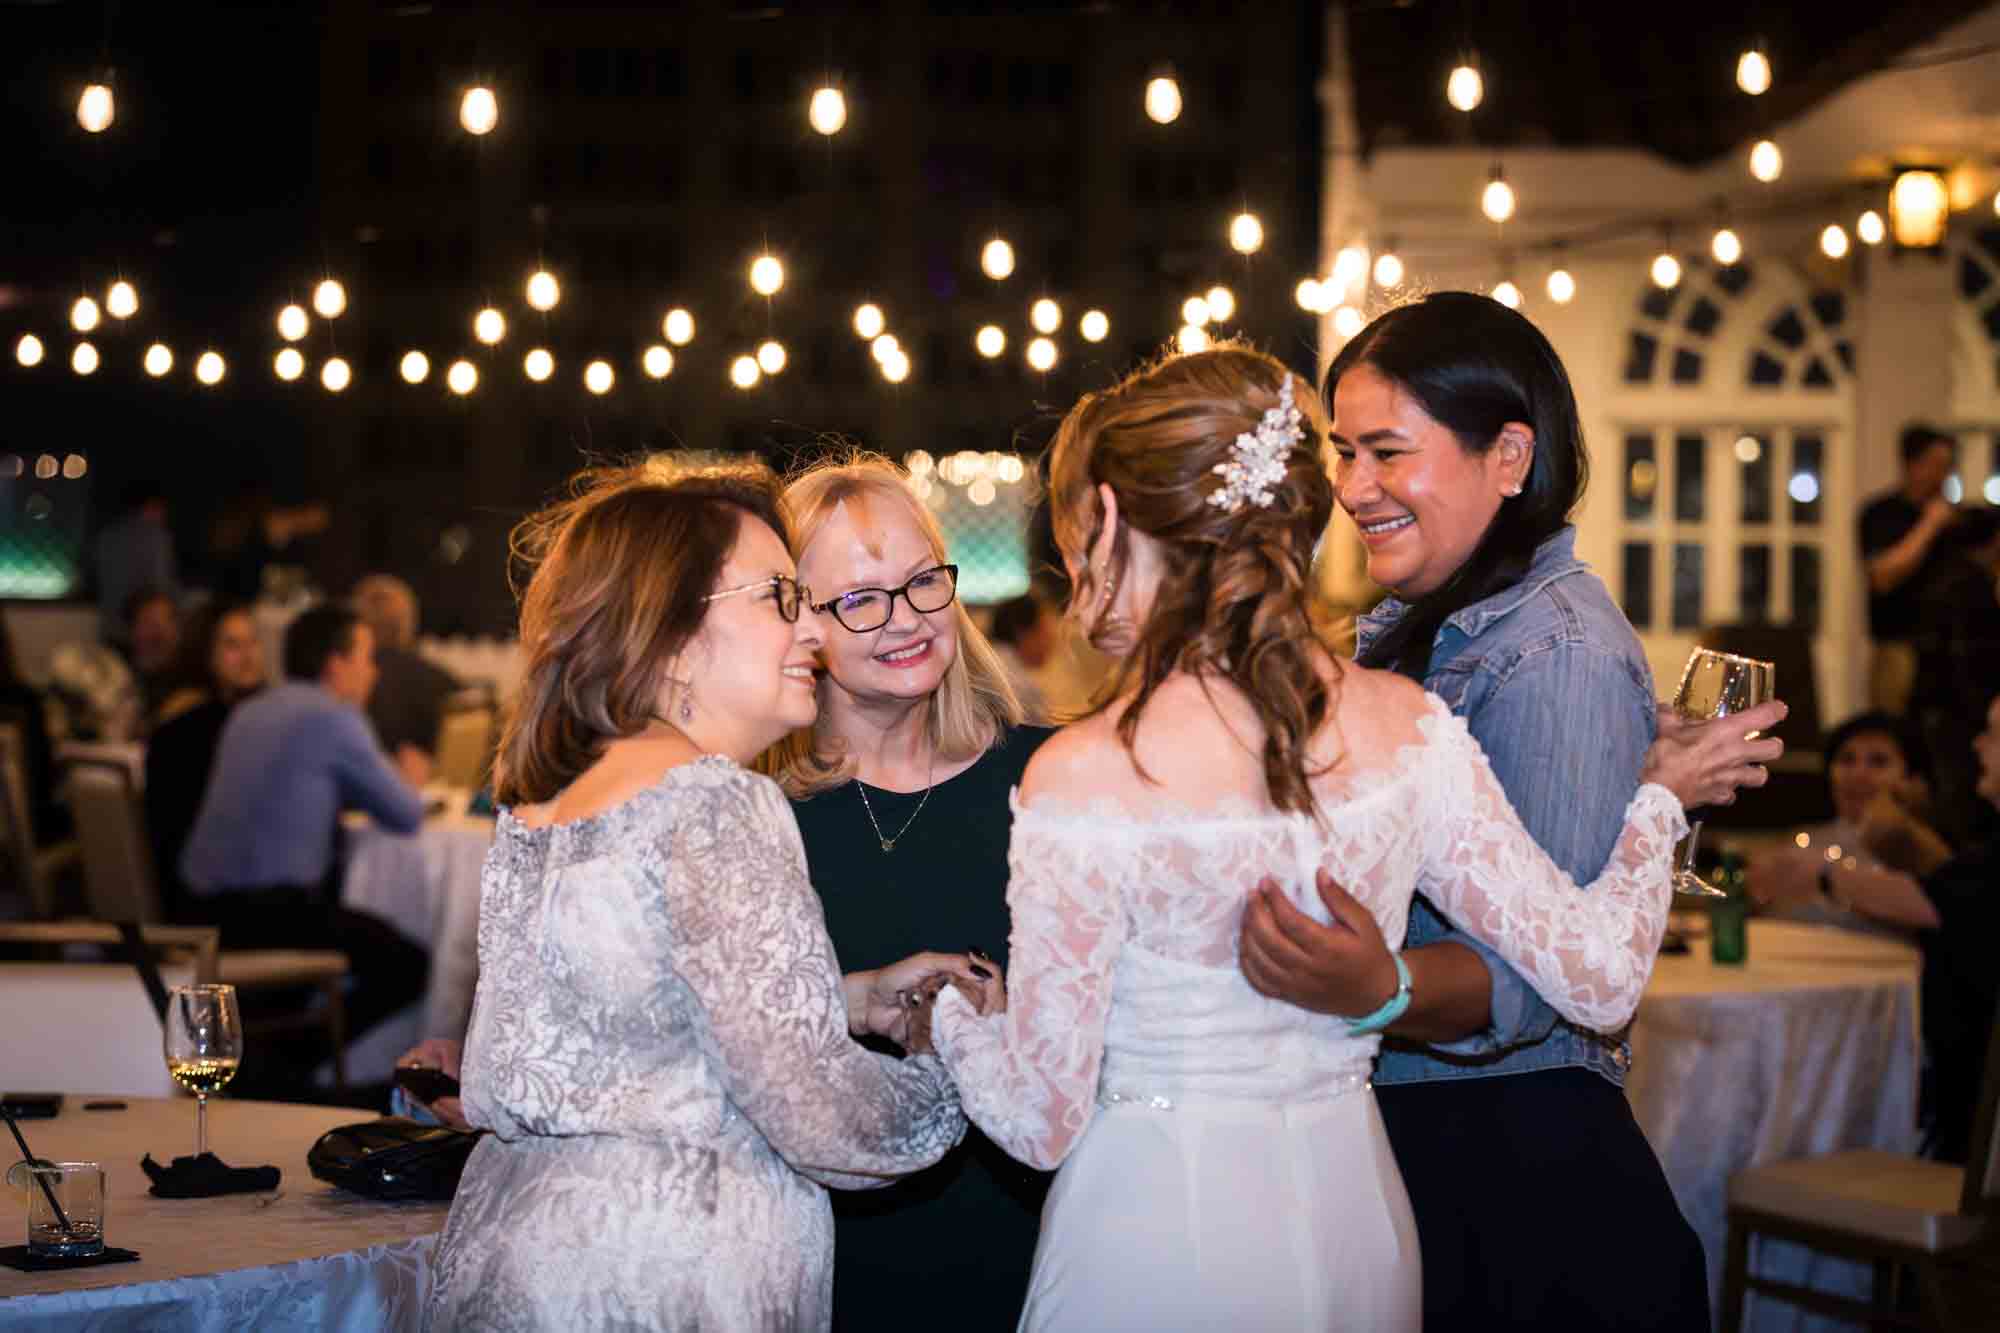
810, 564, 959, 633
704, 574, 810, 623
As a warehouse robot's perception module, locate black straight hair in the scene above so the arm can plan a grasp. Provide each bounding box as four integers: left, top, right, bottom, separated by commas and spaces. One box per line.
286, 605, 363, 683
1326, 292, 1590, 681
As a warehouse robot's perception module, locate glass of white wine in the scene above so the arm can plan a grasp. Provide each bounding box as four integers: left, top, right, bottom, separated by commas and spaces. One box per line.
163, 984, 243, 1157
1669, 647, 1777, 898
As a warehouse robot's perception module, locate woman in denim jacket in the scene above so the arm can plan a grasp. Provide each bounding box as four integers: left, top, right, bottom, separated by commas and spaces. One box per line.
1242, 293, 1720, 1330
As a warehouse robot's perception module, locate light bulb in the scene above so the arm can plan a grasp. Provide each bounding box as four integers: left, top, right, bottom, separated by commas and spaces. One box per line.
194, 351, 225, 386
71, 342, 99, 375
473, 307, 506, 345
399, 350, 429, 384
1176, 324, 1210, 355
1144, 76, 1182, 125
808, 86, 847, 136
981, 238, 1015, 280
749, 255, 784, 296
1856, 210, 1886, 246
1295, 278, 1324, 312
1734, 435, 1763, 464
1334, 246, 1369, 287
1333, 306, 1365, 338
975, 325, 1006, 358
1889, 169, 1950, 248
1026, 337, 1057, 372
1031, 299, 1062, 334
15, 334, 44, 367
881, 350, 911, 383
77, 84, 113, 133
313, 278, 346, 319
642, 345, 673, 379
731, 355, 761, 390
1651, 252, 1683, 289
756, 340, 787, 375
1481, 176, 1516, 223
1079, 309, 1109, 342
1545, 268, 1576, 304
1820, 223, 1849, 259
1229, 212, 1264, 255
1736, 49, 1771, 96
459, 86, 498, 135
1447, 65, 1484, 113
274, 347, 304, 381
1181, 295, 1211, 328
321, 357, 351, 392
663, 308, 695, 345
852, 303, 885, 339
106, 280, 137, 320
277, 304, 309, 341
1749, 139, 1782, 183
446, 360, 477, 395
1491, 281, 1523, 310
584, 360, 614, 394
70, 297, 100, 333
524, 348, 553, 382
144, 343, 172, 376
871, 334, 900, 365
525, 270, 560, 311
1711, 228, 1743, 265
1205, 285, 1236, 323
1372, 252, 1405, 289
1994, 187, 2000, 218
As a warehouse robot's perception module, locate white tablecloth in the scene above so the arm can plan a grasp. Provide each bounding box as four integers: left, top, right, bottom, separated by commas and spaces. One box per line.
1627, 918, 1922, 1332
0, 1098, 447, 1330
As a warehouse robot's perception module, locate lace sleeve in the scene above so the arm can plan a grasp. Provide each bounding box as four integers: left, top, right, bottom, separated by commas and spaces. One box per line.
662, 768, 964, 1189
932, 803, 1126, 1172
1416, 700, 1686, 1033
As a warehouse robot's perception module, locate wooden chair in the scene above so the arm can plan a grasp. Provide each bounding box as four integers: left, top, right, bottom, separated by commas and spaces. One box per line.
0, 721, 79, 918
1720, 996, 2000, 1331
0, 920, 220, 982
62, 757, 353, 1089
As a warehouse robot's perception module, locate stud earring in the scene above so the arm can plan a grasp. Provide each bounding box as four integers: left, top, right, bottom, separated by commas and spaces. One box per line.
1502, 483, 1523, 497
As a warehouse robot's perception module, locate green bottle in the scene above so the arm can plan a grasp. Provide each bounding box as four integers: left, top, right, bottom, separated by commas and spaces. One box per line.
1709, 846, 1749, 966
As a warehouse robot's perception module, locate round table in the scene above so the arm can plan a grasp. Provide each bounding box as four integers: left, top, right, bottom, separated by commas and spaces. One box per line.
0, 1098, 448, 1330
1627, 918, 1922, 1333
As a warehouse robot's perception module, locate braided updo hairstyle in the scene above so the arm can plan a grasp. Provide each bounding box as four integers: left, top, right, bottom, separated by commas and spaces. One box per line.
1046, 342, 1338, 817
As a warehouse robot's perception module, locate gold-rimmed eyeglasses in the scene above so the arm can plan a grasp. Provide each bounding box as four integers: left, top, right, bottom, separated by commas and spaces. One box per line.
703, 575, 810, 623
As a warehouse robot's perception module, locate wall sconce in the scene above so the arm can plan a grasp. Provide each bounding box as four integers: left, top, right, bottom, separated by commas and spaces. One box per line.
1889, 167, 1950, 249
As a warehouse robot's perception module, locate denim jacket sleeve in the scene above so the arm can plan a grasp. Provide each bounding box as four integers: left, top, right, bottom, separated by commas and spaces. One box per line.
1418, 636, 1657, 1056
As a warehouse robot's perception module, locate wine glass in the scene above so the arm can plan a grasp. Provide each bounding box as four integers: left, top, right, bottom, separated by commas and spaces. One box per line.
1669, 648, 1777, 897
163, 984, 243, 1158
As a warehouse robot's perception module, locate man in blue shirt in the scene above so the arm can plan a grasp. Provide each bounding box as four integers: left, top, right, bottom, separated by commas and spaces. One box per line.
182, 605, 429, 1068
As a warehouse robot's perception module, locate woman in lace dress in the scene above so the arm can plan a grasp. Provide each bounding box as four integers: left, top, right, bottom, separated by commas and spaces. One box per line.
928, 346, 1784, 1330
426, 463, 969, 1332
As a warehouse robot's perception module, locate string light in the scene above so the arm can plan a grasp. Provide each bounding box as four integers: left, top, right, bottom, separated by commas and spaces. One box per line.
1332, 306, 1365, 338
1749, 139, 1783, 183
1079, 310, 1110, 342
808, 86, 846, 136
730, 356, 763, 390
1031, 298, 1062, 334
1026, 337, 1057, 372
77, 84, 113, 133
1181, 295, 1211, 328
852, 303, 885, 339
756, 340, 787, 375
71, 342, 98, 376
881, 349, 911, 383
584, 360, 614, 394
1447, 64, 1483, 113
106, 281, 138, 320
663, 308, 695, 345
1711, 227, 1743, 265
1481, 168, 1516, 223
1229, 212, 1264, 255
1819, 223, 1850, 259
525, 270, 560, 311
459, 86, 498, 135
1205, 285, 1236, 322
1736, 48, 1771, 96
321, 357, 352, 392
1856, 210, 1887, 246
870, 334, 901, 365
1334, 246, 1369, 289
1144, 75, 1182, 125
1545, 268, 1576, 304
474, 307, 507, 345
642, 345, 673, 379
399, 351, 429, 384
446, 359, 477, 395
524, 348, 553, 382
313, 279, 347, 319
275, 348, 304, 381
144, 343, 172, 377
1491, 281, 1523, 310
1372, 250, 1405, 289
1295, 278, 1324, 313
1651, 251, 1683, 289
1176, 325, 1210, 355
15, 334, 43, 367
194, 351, 225, 386
70, 297, 100, 333
981, 238, 1016, 281
749, 255, 784, 296
277, 305, 309, 341
975, 325, 1006, 358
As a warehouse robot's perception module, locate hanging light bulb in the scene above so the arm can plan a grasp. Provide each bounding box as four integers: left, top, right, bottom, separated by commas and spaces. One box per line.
1545, 267, 1576, 304
1736, 48, 1771, 96
77, 83, 114, 133
459, 86, 498, 136
194, 351, 225, 386
881, 350, 911, 383
642, 345, 673, 379
15, 334, 44, 367
1079, 309, 1110, 342
1332, 306, 1365, 338
1372, 250, 1405, 289
71, 342, 99, 375
1181, 295, 1211, 328
1176, 325, 1211, 355
525, 270, 560, 311
1491, 281, 1523, 310
1749, 139, 1782, 183
1889, 168, 1950, 248
1819, 223, 1850, 260
1711, 227, 1743, 265
277, 304, 309, 342
756, 340, 787, 375
1144, 74, 1182, 125
981, 238, 1016, 280
274, 348, 304, 381
1651, 251, 1684, 289
105, 280, 138, 320
313, 279, 346, 318
473, 308, 507, 345
1481, 168, 1516, 223
399, 350, 429, 384
1334, 246, 1370, 288
446, 359, 477, 395
1446, 64, 1484, 113
1229, 212, 1264, 255
808, 86, 847, 136
1031, 298, 1062, 334
69, 297, 100, 333
975, 325, 1006, 358
524, 348, 554, 382
852, 303, 885, 339
1026, 337, 1058, 372
749, 255, 784, 296
1295, 278, 1324, 313
1205, 285, 1236, 322
143, 343, 172, 377
584, 360, 614, 394
870, 334, 901, 365
731, 355, 762, 390
1856, 210, 1887, 246
663, 308, 695, 345
321, 357, 352, 392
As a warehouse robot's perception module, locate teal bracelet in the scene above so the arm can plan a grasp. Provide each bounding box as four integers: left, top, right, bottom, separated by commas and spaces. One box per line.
1343, 954, 1413, 1037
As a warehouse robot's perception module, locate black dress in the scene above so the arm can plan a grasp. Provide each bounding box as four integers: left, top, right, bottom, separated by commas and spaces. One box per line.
792, 724, 1054, 1333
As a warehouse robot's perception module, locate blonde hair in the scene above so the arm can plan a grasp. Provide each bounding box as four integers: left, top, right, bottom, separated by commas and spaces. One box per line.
763, 452, 1023, 797
350, 573, 418, 650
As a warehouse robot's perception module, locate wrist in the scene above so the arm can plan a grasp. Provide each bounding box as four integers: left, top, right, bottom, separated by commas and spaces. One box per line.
1343, 954, 1413, 1037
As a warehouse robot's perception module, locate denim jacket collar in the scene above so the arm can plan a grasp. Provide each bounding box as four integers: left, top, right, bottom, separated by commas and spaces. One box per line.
1357, 527, 1586, 656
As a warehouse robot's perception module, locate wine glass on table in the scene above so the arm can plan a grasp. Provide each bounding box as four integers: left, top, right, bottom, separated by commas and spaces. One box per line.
1669, 648, 1777, 897
164, 984, 243, 1157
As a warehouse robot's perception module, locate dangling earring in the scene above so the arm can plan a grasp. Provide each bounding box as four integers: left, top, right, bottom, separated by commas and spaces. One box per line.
680, 680, 695, 723
1097, 564, 1117, 607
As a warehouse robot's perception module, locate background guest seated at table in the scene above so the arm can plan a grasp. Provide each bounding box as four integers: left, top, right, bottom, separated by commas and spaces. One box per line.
1748, 694, 2000, 1164
178, 603, 429, 1090
146, 601, 268, 921
0, 613, 68, 847
1911, 504, 2000, 845
121, 586, 183, 731
351, 573, 457, 785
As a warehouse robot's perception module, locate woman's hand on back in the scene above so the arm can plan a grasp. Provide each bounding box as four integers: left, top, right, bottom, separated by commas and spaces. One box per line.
1644, 700, 1787, 809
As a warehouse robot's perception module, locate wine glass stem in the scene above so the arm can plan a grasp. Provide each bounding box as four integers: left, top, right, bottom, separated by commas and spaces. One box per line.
1680, 817, 1706, 879
196, 1094, 207, 1157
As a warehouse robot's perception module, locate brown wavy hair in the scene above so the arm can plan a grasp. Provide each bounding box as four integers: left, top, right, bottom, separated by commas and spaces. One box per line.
1046, 343, 1340, 817
492, 458, 789, 807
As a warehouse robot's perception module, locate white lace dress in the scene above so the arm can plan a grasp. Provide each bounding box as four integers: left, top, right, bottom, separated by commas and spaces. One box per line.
933, 696, 1686, 1331
426, 758, 965, 1331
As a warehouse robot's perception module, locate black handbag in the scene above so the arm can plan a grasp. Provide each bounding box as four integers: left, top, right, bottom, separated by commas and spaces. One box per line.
307, 1117, 482, 1201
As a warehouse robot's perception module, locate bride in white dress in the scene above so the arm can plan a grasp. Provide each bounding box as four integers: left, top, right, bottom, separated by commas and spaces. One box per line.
929, 346, 1783, 1331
